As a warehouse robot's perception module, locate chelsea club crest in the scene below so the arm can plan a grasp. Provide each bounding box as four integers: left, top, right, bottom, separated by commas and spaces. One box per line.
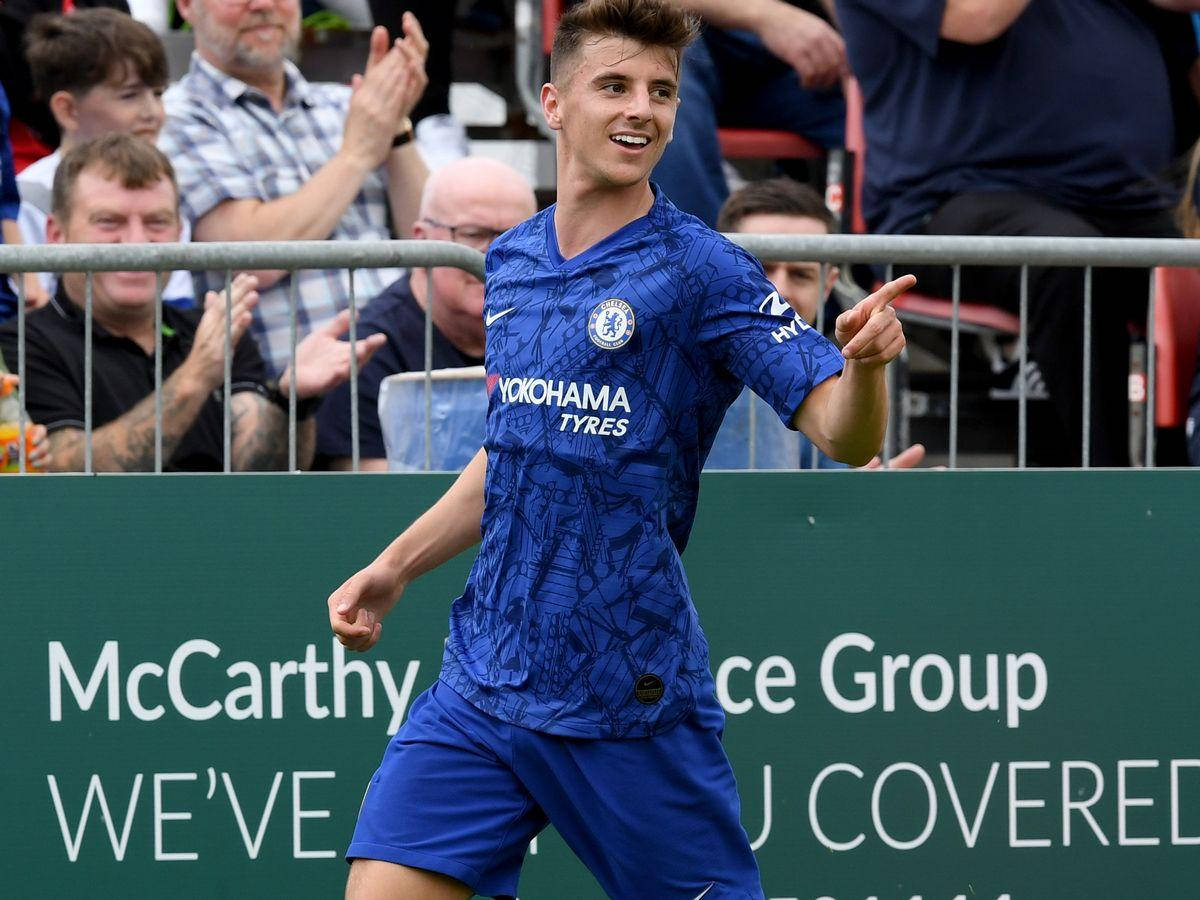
588, 298, 636, 350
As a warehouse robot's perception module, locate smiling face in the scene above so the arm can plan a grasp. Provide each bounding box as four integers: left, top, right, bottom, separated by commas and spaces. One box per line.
542, 35, 680, 191
49, 168, 181, 321
182, 0, 300, 76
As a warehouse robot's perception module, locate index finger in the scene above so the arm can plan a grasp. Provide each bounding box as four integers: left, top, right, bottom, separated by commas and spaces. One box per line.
402, 11, 429, 58
868, 274, 916, 313
365, 25, 389, 70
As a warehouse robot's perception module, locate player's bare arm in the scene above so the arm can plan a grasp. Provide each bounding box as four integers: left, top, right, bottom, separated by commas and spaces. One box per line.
329, 446, 488, 652
43, 276, 259, 472
792, 274, 913, 466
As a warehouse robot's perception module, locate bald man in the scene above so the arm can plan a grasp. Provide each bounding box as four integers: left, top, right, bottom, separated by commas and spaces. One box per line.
317, 156, 538, 470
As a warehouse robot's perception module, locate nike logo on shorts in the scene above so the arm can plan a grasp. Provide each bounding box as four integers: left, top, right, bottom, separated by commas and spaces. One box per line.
693, 883, 715, 899
486, 307, 516, 327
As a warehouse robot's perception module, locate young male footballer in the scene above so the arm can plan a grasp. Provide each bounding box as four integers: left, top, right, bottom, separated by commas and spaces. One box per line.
328, 1, 911, 896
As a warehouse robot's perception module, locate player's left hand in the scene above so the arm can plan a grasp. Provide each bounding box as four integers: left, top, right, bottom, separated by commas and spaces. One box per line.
861, 442, 926, 470
835, 274, 913, 368
278, 309, 387, 400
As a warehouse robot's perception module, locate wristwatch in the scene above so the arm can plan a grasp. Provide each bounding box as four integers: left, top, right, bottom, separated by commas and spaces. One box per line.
392, 118, 415, 148
269, 386, 320, 420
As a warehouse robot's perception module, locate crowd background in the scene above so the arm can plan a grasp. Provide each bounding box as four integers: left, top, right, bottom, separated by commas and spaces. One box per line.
1, 0, 1199, 471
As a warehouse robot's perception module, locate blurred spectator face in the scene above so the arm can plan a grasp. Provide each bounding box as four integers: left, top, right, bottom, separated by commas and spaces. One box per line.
544, 36, 680, 190
182, 0, 301, 73
63, 63, 166, 143
48, 167, 181, 317
414, 162, 537, 324
734, 212, 838, 324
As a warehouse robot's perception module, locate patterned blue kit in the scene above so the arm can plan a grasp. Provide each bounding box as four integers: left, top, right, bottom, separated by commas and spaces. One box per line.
351, 190, 844, 897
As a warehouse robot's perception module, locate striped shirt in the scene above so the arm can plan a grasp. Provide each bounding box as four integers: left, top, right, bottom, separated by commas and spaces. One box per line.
161, 54, 401, 374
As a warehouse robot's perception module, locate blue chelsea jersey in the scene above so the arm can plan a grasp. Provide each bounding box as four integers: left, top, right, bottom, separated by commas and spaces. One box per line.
439, 189, 844, 738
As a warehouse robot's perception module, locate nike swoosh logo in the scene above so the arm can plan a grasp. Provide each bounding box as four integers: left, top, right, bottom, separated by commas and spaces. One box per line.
485, 307, 515, 327
693, 884, 715, 899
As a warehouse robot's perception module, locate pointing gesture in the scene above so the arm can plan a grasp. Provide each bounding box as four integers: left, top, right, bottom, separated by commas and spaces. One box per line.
835, 274, 914, 368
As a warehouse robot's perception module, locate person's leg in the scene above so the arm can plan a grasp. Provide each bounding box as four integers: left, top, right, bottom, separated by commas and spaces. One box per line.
916, 191, 1129, 466
514, 702, 763, 899
1084, 206, 1180, 464
652, 31, 729, 225
346, 682, 548, 900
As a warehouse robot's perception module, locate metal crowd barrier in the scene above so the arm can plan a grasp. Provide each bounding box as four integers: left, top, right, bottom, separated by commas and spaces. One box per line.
2, 235, 1199, 474
0, 240, 482, 475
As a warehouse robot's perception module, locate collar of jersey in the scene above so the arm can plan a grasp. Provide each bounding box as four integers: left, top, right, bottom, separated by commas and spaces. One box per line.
544, 186, 663, 270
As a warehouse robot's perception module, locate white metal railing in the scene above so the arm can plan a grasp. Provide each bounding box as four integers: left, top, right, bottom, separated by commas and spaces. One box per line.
2, 235, 1198, 473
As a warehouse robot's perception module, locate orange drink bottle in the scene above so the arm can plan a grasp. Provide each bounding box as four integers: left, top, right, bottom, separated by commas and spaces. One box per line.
0, 373, 42, 473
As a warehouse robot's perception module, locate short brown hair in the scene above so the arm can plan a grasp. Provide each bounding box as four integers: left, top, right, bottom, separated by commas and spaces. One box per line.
52, 133, 178, 221
550, 0, 700, 83
25, 8, 167, 100
717, 177, 838, 234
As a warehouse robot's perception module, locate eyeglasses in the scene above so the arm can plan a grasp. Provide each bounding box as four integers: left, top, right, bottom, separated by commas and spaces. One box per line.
421, 217, 506, 253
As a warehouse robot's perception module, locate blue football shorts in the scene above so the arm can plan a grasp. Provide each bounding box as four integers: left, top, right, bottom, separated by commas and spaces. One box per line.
347, 680, 763, 899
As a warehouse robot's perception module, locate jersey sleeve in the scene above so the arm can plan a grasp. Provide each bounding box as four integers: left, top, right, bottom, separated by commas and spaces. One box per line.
695, 239, 844, 427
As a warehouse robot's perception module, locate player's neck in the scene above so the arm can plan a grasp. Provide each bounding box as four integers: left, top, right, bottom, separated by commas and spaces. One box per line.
552, 180, 654, 261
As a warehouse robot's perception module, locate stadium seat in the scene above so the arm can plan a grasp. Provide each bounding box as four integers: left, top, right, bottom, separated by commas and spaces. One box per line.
716, 128, 824, 162
1153, 267, 1200, 428
843, 77, 1020, 338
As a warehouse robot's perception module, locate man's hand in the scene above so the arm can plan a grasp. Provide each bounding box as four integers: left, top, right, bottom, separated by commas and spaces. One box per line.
277, 308, 386, 400
22, 274, 49, 310
328, 561, 406, 652
756, 5, 847, 90
342, 14, 429, 172
26, 423, 51, 470
835, 274, 912, 368
183, 273, 260, 392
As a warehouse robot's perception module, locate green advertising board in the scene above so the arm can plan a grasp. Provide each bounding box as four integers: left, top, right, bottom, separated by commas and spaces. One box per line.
1, 472, 1198, 899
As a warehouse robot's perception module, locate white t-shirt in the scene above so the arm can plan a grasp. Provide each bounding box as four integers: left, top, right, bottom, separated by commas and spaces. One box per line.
16, 149, 198, 306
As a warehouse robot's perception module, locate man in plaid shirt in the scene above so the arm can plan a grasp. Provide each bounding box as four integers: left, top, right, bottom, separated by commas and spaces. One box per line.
162, 1, 430, 375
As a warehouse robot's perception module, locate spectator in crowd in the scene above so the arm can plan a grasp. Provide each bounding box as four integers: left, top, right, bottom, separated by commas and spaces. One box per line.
651, 0, 847, 225
317, 155, 537, 470
834, 0, 1200, 467
2, 80, 47, 319
717, 176, 925, 468
0, 134, 385, 472
162, 0, 430, 376
0, 0, 131, 165
17, 8, 196, 309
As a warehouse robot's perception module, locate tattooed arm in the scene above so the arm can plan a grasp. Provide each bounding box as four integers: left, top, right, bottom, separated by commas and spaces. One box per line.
46, 274, 263, 472
45, 366, 216, 472
229, 391, 316, 471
